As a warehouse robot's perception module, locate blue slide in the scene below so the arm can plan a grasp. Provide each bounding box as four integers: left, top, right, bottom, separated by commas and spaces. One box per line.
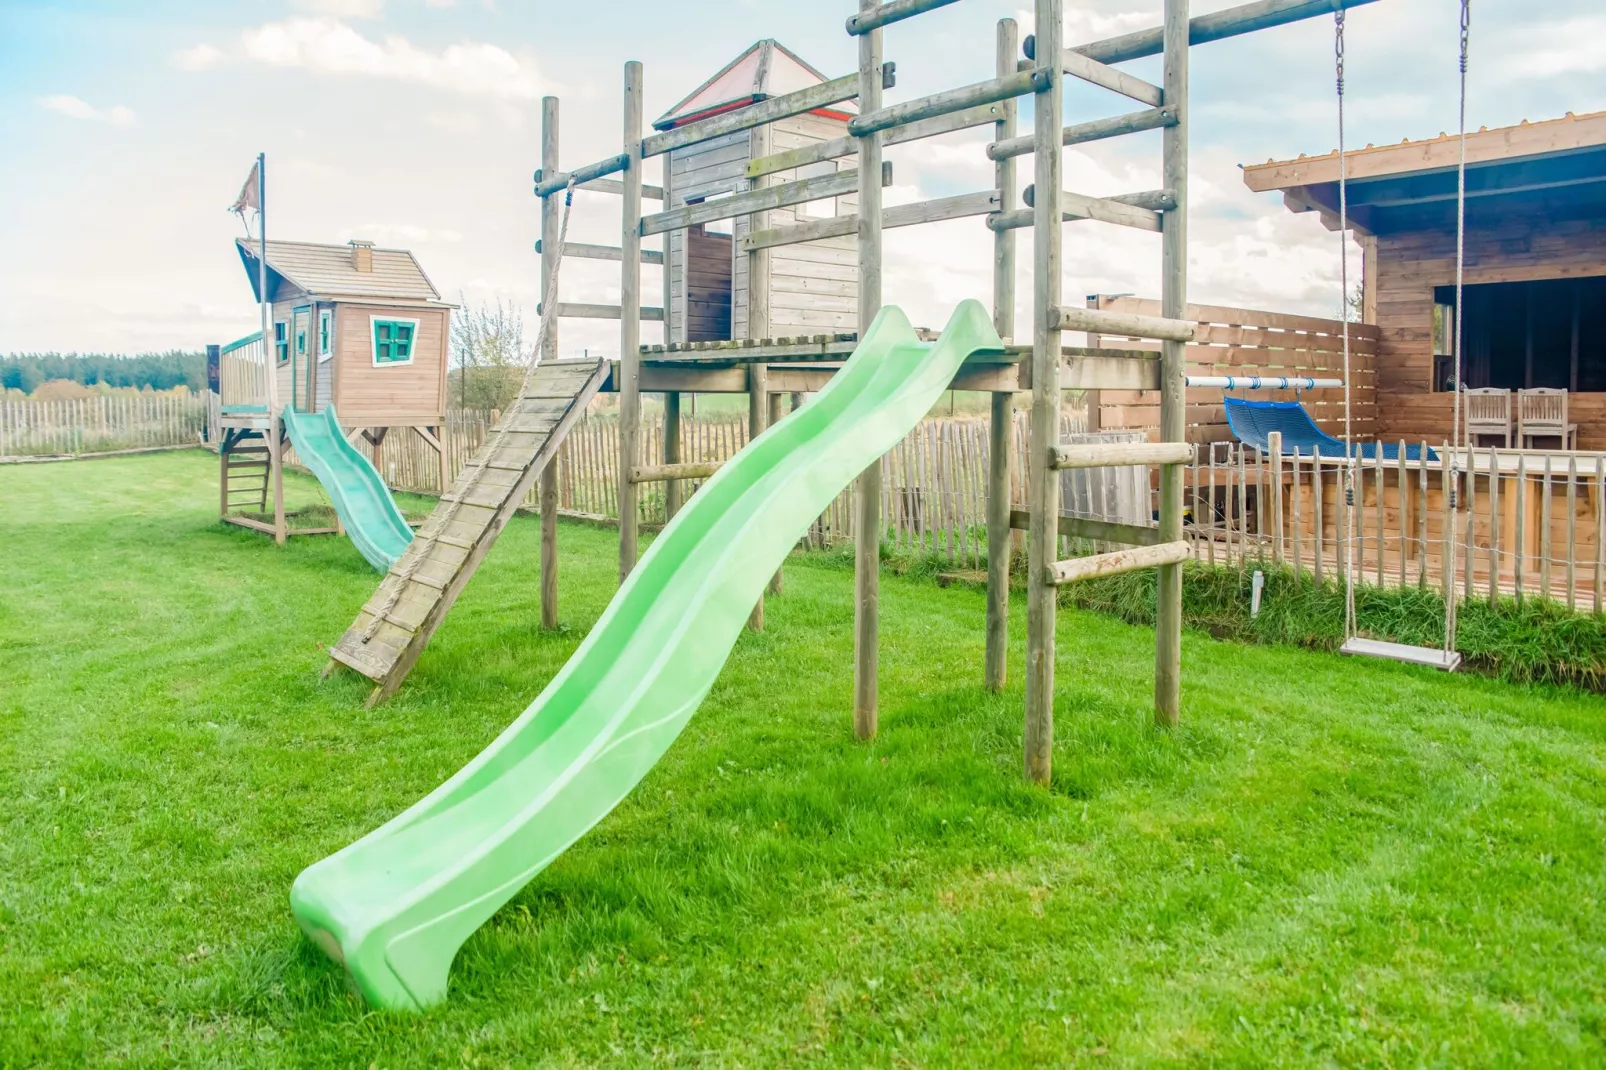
281, 405, 414, 571
1224, 398, 1438, 461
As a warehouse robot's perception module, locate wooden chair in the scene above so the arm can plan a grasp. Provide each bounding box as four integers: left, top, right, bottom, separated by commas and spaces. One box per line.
1517, 387, 1578, 450
1463, 387, 1511, 447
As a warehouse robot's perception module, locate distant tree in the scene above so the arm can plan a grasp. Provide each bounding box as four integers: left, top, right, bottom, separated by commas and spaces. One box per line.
451, 297, 530, 413
0, 350, 206, 395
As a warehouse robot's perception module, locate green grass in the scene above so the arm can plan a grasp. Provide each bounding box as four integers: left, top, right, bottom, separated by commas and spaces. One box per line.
3, 451, 1605, 1068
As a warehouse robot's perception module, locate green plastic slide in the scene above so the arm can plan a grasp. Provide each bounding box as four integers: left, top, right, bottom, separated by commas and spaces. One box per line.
290, 301, 1004, 1010
281, 405, 414, 572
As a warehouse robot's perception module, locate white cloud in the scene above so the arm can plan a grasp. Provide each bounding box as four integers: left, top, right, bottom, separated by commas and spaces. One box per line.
1495, 15, 1606, 79
240, 17, 544, 100
1013, 5, 1157, 44
293, 0, 385, 17
339, 223, 463, 245
37, 95, 135, 126
173, 43, 223, 71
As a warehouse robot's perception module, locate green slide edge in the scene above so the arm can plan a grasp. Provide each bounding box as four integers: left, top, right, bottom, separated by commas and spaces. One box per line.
289, 301, 1004, 1010
281, 405, 414, 572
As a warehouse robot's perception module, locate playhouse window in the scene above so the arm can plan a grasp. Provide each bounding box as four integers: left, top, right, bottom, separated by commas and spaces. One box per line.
372, 318, 418, 366
319, 309, 333, 360
796, 160, 838, 220
274, 321, 289, 365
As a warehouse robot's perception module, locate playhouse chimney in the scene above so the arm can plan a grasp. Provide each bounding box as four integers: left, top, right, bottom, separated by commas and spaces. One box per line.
349, 239, 374, 273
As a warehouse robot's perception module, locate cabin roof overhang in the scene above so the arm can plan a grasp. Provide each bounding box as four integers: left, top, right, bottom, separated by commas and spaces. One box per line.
1243, 110, 1606, 237
234, 238, 445, 304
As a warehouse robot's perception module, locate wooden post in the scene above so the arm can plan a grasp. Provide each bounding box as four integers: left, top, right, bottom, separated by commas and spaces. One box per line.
747, 114, 774, 628
270, 418, 286, 545
663, 391, 682, 519
1153, 0, 1188, 727
218, 427, 230, 519
540, 94, 562, 627
853, 0, 885, 742
1024, 0, 1064, 783
1269, 430, 1283, 564
618, 62, 645, 583
985, 16, 1018, 694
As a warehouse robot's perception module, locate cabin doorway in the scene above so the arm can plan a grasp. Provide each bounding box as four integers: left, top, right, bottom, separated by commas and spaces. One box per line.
1435, 276, 1606, 392
290, 306, 316, 412
685, 222, 732, 343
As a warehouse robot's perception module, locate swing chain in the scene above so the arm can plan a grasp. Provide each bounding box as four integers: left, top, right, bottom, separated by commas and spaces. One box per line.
1459, 0, 1470, 74
1334, 10, 1346, 97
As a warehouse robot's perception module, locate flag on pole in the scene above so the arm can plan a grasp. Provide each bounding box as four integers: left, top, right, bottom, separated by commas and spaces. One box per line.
230, 159, 261, 216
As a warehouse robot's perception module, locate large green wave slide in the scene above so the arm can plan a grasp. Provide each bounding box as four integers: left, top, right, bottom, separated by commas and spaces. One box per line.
290, 301, 1005, 1010
281, 404, 414, 572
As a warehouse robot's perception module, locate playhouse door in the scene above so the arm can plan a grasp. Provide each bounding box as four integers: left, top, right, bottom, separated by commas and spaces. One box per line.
291, 307, 313, 412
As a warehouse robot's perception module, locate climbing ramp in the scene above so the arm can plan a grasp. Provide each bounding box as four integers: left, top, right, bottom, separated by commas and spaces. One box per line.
327, 357, 608, 705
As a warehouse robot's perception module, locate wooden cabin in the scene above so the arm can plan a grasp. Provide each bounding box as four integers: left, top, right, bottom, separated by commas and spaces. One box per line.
1244, 110, 1606, 448
231, 238, 453, 432
655, 39, 859, 343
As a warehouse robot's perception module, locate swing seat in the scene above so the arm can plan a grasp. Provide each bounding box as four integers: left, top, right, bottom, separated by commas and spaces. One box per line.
1339, 636, 1462, 672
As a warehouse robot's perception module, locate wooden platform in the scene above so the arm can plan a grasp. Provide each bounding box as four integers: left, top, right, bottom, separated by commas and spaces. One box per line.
1339, 637, 1462, 672
327, 358, 609, 704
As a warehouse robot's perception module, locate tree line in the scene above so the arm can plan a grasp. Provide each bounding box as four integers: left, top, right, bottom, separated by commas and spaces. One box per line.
0, 351, 207, 395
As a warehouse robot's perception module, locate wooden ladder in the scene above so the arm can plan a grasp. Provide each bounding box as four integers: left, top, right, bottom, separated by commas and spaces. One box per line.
327, 358, 609, 706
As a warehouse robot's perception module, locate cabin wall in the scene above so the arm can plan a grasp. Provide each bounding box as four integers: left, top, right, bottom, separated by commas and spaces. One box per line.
331, 303, 449, 427
1374, 214, 1606, 447
269, 285, 308, 409
664, 112, 859, 343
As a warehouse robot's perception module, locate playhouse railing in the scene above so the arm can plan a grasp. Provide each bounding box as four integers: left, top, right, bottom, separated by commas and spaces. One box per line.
219, 332, 270, 414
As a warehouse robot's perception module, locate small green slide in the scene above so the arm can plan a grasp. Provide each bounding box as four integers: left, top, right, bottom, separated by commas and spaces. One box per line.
281, 404, 413, 572
290, 301, 1005, 1010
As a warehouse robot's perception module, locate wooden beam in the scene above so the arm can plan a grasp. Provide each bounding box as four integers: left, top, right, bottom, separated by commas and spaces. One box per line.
846, 0, 963, 35
985, 16, 1019, 696
645, 338, 858, 362
1067, 0, 1383, 66
550, 302, 665, 322
739, 190, 1000, 252
746, 103, 1004, 179
641, 166, 883, 236
988, 106, 1176, 161
540, 240, 664, 266
1047, 540, 1191, 585
1060, 48, 1163, 106
629, 461, 722, 483
1050, 441, 1193, 469
617, 60, 644, 583
1010, 508, 1164, 547
1052, 305, 1195, 342
848, 68, 1049, 138
853, 0, 884, 743
533, 153, 628, 198
641, 74, 858, 158
988, 188, 1175, 230
576, 176, 664, 200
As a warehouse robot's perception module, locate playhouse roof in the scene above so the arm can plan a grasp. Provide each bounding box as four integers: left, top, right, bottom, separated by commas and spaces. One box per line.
653, 38, 854, 131
234, 239, 447, 305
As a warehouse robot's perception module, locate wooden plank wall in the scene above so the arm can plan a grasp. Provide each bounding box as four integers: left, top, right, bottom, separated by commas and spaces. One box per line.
666, 130, 749, 343
332, 303, 449, 427
1089, 296, 1379, 444
1373, 215, 1606, 447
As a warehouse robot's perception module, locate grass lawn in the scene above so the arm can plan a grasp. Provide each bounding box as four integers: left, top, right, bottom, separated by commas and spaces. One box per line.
3, 450, 1605, 1068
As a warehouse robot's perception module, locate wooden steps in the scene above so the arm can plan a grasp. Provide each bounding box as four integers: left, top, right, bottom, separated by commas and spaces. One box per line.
327, 358, 609, 705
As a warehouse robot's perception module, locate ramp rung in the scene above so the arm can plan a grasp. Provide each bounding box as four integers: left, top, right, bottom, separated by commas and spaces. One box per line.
1047, 540, 1190, 586
1050, 441, 1192, 469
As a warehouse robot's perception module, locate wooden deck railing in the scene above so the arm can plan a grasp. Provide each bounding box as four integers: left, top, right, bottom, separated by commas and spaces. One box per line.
219, 333, 270, 412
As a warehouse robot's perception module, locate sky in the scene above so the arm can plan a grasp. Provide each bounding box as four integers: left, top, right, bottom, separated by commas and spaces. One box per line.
0, 0, 1600, 358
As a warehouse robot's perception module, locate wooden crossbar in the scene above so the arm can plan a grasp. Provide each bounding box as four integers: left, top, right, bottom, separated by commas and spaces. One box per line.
989, 189, 1176, 231
1051, 305, 1196, 342
1060, 49, 1163, 106
537, 240, 665, 266
848, 69, 1049, 138
1046, 540, 1192, 585
533, 154, 628, 198
629, 461, 723, 484
575, 177, 664, 200
547, 302, 666, 322
641, 166, 886, 237
1009, 509, 1163, 548
739, 190, 1000, 253
988, 106, 1177, 160
846, 0, 963, 35
746, 103, 1004, 179
1050, 441, 1193, 469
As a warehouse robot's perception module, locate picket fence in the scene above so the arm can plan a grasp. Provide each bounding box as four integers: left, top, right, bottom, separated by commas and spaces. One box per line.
1, 392, 216, 457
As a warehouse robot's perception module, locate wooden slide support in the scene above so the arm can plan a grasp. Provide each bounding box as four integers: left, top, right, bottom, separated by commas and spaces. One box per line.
327, 358, 609, 706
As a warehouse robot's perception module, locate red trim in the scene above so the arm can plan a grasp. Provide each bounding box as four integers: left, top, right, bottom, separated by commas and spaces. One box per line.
665, 97, 855, 130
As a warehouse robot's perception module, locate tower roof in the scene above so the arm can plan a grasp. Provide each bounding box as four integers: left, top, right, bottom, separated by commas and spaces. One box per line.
653, 39, 854, 131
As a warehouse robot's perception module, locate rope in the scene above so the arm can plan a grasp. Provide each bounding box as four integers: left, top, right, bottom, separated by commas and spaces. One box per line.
1336, 10, 1358, 641
361, 177, 578, 644
1445, 0, 1471, 655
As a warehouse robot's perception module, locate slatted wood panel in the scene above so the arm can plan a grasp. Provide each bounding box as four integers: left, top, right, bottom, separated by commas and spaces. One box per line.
327, 359, 608, 699
1087, 296, 1380, 445
1, 392, 215, 458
